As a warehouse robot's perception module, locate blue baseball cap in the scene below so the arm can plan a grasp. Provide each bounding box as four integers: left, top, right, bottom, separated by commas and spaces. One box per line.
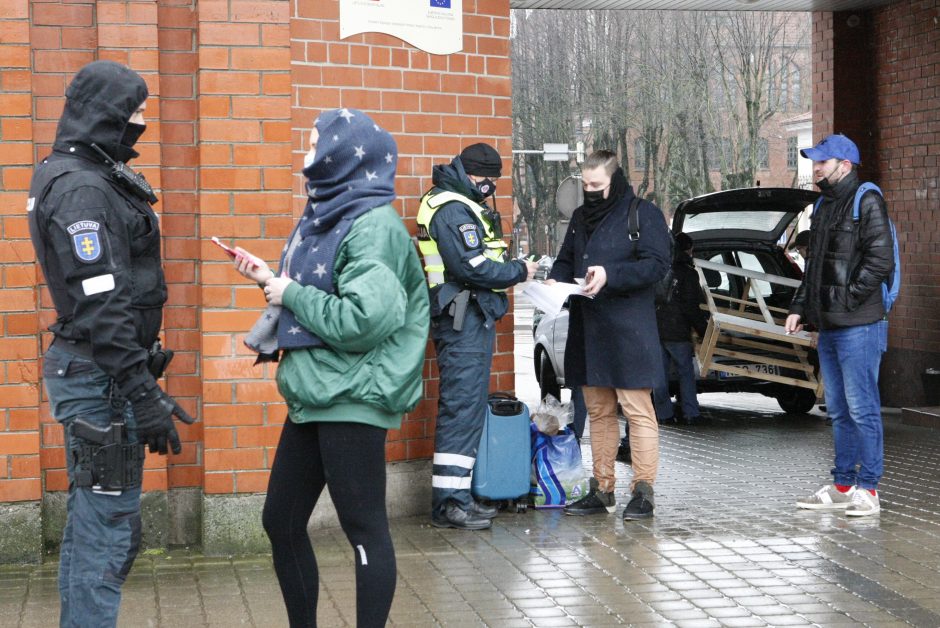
800, 134, 860, 164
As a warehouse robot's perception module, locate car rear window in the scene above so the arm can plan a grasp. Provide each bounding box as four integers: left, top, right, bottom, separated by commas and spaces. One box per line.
682, 211, 790, 234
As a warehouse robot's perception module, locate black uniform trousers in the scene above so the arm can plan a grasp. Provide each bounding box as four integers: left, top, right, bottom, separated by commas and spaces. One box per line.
430, 305, 495, 515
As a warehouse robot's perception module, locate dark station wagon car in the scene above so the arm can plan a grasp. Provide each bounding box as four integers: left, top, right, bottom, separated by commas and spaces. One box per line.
532, 187, 821, 415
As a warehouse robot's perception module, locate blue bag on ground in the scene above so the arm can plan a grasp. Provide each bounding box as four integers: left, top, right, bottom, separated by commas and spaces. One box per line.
471, 393, 531, 503
529, 424, 590, 508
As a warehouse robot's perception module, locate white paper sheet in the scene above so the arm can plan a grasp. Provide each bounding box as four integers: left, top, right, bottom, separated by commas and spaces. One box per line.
522, 281, 590, 317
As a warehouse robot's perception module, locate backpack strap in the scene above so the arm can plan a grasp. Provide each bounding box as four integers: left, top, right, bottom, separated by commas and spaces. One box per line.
627, 195, 640, 241
852, 182, 883, 221
626, 195, 642, 261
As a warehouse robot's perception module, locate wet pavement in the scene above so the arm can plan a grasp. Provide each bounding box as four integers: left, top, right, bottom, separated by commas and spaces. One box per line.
3, 293, 940, 627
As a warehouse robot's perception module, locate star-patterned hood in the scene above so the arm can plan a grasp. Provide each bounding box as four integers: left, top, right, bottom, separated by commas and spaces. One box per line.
301, 107, 398, 237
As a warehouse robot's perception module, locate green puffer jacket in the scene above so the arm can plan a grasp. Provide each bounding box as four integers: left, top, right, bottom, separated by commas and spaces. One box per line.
275, 204, 429, 430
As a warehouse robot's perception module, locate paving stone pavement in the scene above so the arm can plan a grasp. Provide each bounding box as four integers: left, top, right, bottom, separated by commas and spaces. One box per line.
4, 292, 940, 627
4, 401, 940, 627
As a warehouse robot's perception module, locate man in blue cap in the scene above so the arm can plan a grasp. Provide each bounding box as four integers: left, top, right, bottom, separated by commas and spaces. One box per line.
786, 134, 895, 517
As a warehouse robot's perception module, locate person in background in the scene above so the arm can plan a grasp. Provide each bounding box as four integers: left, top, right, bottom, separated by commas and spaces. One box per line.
234, 108, 429, 626
788, 134, 894, 517
653, 232, 709, 425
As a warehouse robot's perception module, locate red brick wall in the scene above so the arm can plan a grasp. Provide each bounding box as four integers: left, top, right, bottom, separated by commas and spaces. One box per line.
812, 2, 940, 405
0, 0, 40, 504
0, 0, 514, 507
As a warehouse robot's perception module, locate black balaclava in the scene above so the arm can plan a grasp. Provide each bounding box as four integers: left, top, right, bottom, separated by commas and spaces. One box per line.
581, 167, 628, 235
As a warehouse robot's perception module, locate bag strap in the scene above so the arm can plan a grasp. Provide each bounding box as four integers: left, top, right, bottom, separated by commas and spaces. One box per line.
627, 196, 641, 241
852, 182, 882, 222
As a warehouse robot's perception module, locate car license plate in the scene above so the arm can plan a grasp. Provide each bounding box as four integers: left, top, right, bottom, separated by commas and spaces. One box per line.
718, 364, 781, 378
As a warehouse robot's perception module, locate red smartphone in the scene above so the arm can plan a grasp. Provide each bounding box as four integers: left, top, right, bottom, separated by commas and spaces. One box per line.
211, 237, 262, 268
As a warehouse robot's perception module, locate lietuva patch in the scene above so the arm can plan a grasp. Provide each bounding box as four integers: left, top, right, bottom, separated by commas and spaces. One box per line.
459, 223, 479, 249
68, 220, 103, 263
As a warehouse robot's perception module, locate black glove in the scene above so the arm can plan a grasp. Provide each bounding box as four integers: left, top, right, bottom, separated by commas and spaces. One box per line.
125, 380, 195, 455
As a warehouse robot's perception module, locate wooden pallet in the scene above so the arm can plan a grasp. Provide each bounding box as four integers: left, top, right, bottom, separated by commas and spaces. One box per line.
694, 258, 823, 396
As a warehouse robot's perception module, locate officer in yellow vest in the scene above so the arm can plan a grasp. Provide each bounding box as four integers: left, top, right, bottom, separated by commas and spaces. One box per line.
417, 143, 537, 530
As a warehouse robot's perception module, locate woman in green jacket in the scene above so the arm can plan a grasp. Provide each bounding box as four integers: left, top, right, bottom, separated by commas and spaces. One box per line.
233, 108, 429, 627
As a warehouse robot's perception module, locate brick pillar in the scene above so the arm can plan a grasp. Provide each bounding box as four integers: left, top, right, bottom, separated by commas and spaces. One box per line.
0, 0, 43, 563
157, 0, 202, 545
197, 0, 293, 554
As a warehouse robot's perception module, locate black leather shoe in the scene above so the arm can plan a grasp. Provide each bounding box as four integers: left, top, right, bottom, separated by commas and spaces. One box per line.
622, 481, 654, 521
657, 416, 677, 425
684, 415, 709, 426
470, 500, 498, 519
431, 502, 492, 530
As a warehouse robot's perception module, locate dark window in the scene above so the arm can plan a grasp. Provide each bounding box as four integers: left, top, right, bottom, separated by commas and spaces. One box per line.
787, 137, 798, 169
757, 138, 769, 170
634, 137, 646, 170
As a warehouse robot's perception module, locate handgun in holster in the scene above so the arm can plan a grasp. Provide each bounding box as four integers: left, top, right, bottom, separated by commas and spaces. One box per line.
71, 419, 144, 494
449, 289, 471, 331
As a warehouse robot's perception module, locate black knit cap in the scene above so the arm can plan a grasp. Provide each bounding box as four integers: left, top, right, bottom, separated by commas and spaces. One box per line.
459, 143, 502, 177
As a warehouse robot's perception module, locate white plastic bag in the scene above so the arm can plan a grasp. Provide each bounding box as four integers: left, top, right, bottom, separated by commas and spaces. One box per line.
531, 394, 568, 436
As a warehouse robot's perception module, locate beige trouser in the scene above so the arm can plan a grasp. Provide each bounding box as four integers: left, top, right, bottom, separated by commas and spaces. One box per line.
582, 386, 659, 493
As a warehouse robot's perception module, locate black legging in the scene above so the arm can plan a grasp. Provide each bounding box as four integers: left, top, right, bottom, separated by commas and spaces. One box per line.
262, 419, 396, 627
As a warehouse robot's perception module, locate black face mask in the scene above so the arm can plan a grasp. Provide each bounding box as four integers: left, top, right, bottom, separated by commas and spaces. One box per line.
476, 178, 496, 198
815, 176, 835, 192
121, 122, 146, 148
583, 188, 606, 207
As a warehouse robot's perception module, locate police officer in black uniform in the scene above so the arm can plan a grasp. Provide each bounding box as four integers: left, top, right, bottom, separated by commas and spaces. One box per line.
27, 60, 193, 626
417, 144, 537, 530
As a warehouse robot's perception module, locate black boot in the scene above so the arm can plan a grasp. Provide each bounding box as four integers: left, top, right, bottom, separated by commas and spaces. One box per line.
622, 481, 654, 521
564, 478, 615, 516
470, 499, 498, 519
431, 502, 492, 530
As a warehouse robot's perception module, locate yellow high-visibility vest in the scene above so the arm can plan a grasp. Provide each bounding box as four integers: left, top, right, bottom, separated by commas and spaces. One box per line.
415, 190, 509, 289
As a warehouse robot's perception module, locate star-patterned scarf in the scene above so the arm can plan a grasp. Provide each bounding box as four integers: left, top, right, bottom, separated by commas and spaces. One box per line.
244, 108, 398, 360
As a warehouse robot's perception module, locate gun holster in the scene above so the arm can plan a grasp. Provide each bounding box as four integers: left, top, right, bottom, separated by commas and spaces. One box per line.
147, 340, 174, 380
71, 419, 144, 493
448, 290, 472, 331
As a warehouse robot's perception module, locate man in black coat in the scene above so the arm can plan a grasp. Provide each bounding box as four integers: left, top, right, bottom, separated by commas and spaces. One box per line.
547, 150, 672, 521
28, 61, 193, 625
653, 232, 709, 425
787, 134, 894, 517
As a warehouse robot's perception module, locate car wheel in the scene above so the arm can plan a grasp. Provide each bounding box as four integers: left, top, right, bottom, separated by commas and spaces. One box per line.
776, 387, 816, 414
538, 351, 561, 402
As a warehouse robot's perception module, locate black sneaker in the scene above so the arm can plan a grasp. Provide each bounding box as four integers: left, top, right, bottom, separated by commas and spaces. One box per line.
616, 437, 632, 464
470, 499, 498, 519
431, 502, 492, 530
564, 479, 615, 515
622, 481, 654, 521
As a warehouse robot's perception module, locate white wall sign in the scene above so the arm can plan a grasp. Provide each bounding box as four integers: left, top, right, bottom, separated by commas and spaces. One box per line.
340, 0, 463, 56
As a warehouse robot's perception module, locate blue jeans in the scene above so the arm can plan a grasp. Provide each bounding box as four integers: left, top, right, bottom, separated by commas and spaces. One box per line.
653, 341, 699, 420
42, 344, 143, 628
817, 320, 888, 490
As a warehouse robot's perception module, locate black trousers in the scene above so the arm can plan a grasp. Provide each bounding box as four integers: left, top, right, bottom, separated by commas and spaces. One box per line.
262, 419, 396, 628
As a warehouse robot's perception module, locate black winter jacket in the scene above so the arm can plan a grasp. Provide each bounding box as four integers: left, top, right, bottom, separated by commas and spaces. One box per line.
27, 61, 166, 393
656, 251, 708, 342
789, 171, 894, 330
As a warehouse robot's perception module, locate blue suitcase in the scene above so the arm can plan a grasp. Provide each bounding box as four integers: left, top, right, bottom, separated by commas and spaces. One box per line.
471, 393, 531, 512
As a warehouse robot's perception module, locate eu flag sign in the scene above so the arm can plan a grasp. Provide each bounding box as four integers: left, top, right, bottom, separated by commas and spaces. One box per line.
430, 0, 451, 7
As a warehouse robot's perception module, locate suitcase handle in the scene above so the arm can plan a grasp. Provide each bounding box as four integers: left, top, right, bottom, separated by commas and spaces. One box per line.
488, 395, 525, 417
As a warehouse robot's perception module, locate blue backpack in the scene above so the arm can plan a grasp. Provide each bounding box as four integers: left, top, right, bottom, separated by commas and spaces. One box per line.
813, 182, 901, 313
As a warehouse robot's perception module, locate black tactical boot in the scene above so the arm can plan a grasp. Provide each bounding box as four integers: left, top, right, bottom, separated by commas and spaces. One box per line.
431, 502, 492, 530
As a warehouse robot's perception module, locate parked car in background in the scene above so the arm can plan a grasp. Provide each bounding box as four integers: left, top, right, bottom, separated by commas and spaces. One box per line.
532, 187, 820, 415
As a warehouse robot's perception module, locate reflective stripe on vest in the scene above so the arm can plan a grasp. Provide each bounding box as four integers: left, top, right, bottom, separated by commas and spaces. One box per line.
416, 190, 510, 289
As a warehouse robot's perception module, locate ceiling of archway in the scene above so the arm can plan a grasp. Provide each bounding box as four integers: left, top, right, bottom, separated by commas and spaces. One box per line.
510, 0, 896, 10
